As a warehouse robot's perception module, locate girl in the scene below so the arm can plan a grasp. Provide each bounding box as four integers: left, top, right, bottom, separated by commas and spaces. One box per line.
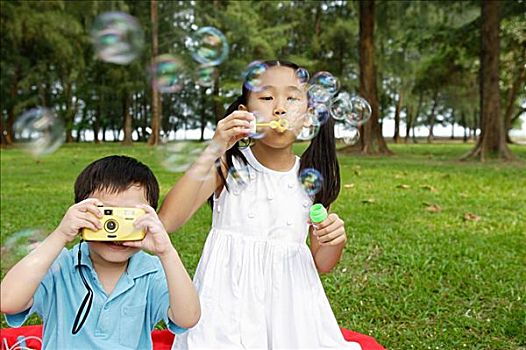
159, 60, 361, 349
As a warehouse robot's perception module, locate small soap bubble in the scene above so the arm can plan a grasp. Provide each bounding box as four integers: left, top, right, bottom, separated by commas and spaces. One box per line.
243, 61, 268, 92
299, 168, 324, 196
295, 68, 310, 84
13, 107, 65, 158
150, 54, 185, 93
91, 12, 144, 65
187, 26, 229, 66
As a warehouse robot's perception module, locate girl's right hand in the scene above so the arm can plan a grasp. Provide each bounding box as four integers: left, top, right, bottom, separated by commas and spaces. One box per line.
54, 198, 104, 243
212, 111, 254, 154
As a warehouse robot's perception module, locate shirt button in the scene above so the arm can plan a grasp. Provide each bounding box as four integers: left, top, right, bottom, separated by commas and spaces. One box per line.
288, 182, 295, 189
303, 201, 310, 208
103, 305, 109, 310
248, 212, 255, 219
217, 205, 221, 213
286, 220, 293, 226
250, 173, 256, 180
267, 193, 274, 200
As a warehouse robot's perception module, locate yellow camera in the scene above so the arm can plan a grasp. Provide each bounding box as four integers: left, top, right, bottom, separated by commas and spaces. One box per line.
81, 207, 146, 241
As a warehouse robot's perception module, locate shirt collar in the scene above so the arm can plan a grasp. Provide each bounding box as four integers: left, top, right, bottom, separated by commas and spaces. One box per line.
72, 242, 159, 279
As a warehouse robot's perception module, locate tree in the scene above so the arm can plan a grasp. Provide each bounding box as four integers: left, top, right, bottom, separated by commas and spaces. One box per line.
462, 0, 514, 161
342, 0, 391, 155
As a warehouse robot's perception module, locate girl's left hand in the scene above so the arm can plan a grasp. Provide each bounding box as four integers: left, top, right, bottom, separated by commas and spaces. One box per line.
313, 213, 347, 246
122, 204, 174, 257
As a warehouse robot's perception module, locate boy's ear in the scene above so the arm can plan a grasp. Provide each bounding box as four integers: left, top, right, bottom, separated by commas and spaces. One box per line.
238, 104, 248, 111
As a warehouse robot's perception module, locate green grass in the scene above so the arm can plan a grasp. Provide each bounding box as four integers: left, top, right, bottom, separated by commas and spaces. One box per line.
1, 142, 525, 350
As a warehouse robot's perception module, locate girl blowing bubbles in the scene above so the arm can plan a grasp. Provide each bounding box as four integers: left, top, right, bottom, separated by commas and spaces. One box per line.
160, 60, 360, 349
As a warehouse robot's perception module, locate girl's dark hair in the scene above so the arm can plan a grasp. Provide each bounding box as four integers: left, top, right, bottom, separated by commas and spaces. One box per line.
212, 59, 340, 208
74, 155, 160, 209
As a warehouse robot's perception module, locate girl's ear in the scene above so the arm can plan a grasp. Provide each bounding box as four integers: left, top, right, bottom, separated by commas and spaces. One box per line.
238, 104, 248, 111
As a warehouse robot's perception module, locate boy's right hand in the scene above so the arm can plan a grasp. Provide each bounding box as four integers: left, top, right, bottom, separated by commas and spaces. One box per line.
212, 111, 254, 153
54, 198, 104, 243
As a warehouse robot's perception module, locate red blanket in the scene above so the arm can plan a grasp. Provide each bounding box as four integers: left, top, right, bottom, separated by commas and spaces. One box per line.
1, 325, 385, 349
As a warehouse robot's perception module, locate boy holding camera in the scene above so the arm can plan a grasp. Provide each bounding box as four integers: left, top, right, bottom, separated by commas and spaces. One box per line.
0, 155, 200, 349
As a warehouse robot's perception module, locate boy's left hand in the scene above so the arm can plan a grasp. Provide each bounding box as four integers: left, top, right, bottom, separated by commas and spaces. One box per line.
312, 213, 347, 246
122, 204, 174, 257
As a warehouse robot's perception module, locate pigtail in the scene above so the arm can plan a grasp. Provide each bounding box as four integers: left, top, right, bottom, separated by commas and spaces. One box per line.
299, 117, 341, 208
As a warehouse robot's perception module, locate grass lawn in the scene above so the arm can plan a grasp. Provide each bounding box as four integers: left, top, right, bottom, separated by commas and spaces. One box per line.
1, 142, 525, 350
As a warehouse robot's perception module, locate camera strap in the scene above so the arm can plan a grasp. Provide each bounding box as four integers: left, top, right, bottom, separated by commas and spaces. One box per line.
72, 240, 94, 335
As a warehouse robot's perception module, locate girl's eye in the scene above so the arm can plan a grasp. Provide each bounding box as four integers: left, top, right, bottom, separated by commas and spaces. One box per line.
260, 96, 273, 101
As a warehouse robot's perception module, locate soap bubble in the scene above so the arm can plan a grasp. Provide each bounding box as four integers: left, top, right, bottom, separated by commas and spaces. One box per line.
329, 92, 352, 122
243, 61, 268, 92
195, 65, 218, 87
187, 26, 229, 66
335, 122, 360, 145
308, 71, 339, 104
227, 164, 251, 192
295, 113, 321, 141
346, 96, 372, 126
13, 107, 65, 157
150, 54, 185, 93
1, 228, 47, 269
91, 12, 144, 65
299, 168, 324, 196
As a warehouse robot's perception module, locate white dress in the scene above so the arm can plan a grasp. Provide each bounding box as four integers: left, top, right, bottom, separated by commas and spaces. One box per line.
174, 147, 361, 350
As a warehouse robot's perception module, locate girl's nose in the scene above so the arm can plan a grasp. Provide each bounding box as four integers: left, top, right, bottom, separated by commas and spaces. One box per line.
273, 107, 286, 117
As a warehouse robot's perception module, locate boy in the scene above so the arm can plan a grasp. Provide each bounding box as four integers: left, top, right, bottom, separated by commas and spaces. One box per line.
0, 155, 200, 349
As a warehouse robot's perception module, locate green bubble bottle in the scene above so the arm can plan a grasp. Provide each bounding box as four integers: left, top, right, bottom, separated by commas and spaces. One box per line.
309, 203, 328, 224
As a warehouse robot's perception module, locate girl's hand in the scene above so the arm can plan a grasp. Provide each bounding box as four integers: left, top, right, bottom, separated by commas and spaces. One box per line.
122, 205, 174, 257
55, 198, 104, 243
312, 213, 347, 246
212, 111, 254, 153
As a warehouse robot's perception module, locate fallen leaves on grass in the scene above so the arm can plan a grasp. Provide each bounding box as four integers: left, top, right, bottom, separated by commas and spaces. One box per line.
343, 183, 355, 189
362, 198, 376, 204
420, 184, 438, 192
397, 184, 410, 189
463, 212, 481, 222
423, 202, 442, 213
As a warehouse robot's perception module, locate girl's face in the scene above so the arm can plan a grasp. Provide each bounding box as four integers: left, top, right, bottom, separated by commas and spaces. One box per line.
242, 65, 309, 148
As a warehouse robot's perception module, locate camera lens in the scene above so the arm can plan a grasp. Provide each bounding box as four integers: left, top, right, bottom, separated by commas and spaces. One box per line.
104, 209, 113, 215
104, 219, 118, 233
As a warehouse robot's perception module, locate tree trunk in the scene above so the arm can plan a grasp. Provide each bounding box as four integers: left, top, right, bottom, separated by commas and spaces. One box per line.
148, 0, 161, 146
122, 93, 133, 145
393, 91, 402, 143
462, 112, 468, 143
462, 0, 514, 160
427, 91, 439, 143
404, 106, 412, 144
503, 47, 525, 143
342, 0, 391, 155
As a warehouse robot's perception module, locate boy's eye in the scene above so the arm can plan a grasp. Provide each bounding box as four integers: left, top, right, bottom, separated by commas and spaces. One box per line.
288, 96, 300, 101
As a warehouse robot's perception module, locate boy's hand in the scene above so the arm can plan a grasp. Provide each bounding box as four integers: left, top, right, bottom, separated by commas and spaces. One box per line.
312, 213, 347, 246
212, 111, 254, 153
55, 198, 104, 243
122, 205, 174, 257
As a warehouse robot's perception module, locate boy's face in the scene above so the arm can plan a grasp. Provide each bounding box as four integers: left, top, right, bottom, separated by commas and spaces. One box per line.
87, 185, 149, 265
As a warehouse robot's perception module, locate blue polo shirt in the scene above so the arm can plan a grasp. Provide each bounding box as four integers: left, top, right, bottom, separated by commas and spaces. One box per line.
5, 243, 186, 349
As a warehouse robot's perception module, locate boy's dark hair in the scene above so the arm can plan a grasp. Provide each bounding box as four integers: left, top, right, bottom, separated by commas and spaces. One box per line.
74, 155, 160, 209
212, 59, 340, 208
